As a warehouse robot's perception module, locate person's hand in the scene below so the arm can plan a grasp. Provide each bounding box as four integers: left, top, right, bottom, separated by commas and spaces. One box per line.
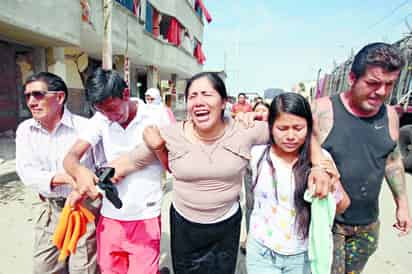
235, 112, 261, 128
319, 159, 340, 179
143, 125, 165, 151
107, 157, 132, 184
75, 166, 100, 199
393, 207, 412, 236
51, 172, 77, 189
307, 168, 331, 199
318, 159, 340, 191
65, 190, 84, 207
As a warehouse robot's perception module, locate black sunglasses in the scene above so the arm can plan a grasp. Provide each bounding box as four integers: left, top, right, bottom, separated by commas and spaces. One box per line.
24, 90, 60, 101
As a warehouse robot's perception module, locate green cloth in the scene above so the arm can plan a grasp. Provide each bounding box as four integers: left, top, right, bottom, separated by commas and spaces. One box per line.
304, 190, 336, 274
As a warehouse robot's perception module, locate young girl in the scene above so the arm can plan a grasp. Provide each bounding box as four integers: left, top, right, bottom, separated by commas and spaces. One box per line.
246, 92, 350, 274
241, 101, 271, 252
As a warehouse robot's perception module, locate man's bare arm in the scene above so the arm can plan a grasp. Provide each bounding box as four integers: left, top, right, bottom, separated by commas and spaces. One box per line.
51, 172, 76, 188
385, 108, 408, 201
385, 108, 412, 235
308, 137, 333, 198
63, 139, 99, 198
385, 144, 407, 200
311, 98, 333, 144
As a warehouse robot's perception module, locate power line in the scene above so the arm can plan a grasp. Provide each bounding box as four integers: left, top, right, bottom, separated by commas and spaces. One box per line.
391, 12, 412, 28
367, 0, 410, 30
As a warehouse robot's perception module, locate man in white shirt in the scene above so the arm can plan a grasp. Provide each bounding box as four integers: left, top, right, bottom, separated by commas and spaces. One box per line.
63, 68, 169, 274
16, 72, 101, 274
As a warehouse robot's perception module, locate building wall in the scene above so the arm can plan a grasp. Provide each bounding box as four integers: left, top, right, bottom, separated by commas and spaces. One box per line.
0, 0, 81, 47
0, 1, 203, 80
0, 0, 206, 131
82, 0, 203, 78
0, 43, 18, 131
149, 0, 204, 41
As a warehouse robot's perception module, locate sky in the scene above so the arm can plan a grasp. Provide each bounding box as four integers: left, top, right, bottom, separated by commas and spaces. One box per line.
202, 0, 412, 95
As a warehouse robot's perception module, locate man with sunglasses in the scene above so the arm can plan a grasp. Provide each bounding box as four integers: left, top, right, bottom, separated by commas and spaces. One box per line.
63, 68, 170, 274
15, 72, 103, 273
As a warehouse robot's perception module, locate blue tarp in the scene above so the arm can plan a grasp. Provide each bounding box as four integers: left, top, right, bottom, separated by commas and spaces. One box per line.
115, 0, 135, 13
145, 2, 153, 33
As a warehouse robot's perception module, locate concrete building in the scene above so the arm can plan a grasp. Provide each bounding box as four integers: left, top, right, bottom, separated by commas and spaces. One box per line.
0, 0, 211, 132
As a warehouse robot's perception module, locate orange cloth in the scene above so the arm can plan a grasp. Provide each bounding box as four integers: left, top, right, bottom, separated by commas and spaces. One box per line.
52, 204, 95, 261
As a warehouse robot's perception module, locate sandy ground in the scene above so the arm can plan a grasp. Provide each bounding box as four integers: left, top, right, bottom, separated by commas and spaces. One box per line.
0, 136, 411, 274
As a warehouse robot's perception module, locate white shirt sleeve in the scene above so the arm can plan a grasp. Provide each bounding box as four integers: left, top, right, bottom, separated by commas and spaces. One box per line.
15, 124, 54, 195
78, 112, 105, 146
144, 104, 172, 127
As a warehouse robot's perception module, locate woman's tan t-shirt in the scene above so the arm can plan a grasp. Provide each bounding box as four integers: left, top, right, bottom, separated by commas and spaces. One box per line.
160, 120, 269, 223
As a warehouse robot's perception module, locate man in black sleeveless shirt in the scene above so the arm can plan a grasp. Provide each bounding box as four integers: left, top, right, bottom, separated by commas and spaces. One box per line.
312, 43, 412, 274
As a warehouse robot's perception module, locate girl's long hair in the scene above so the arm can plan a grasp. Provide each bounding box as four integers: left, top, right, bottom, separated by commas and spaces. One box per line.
268, 93, 313, 239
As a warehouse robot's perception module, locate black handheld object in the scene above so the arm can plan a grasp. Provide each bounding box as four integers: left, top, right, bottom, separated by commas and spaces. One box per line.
96, 167, 123, 209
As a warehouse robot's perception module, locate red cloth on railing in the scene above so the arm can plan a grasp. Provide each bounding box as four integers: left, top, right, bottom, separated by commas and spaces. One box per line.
133, 0, 139, 15
153, 9, 160, 37
80, 0, 91, 23
196, 0, 212, 23
194, 42, 206, 64
167, 18, 181, 46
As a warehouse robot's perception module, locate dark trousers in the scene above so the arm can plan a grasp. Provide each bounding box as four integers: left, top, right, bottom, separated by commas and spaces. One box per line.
170, 204, 242, 274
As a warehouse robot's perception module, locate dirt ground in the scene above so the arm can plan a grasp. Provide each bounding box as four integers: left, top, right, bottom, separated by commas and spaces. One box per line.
0, 165, 411, 273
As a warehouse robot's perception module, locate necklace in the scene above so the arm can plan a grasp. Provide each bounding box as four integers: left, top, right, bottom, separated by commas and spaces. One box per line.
191, 121, 226, 143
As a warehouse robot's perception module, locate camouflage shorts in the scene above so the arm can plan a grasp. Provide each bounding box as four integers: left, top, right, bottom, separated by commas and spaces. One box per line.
331, 221, 380, 274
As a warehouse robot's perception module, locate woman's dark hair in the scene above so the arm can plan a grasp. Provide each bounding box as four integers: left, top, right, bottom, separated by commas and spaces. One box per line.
24, 72, 68, 104
85, 68, 127, 105
253, 101, 270, 112
185, 71, 228, 100
268, 92, 313, 238
184, 71, 228, 119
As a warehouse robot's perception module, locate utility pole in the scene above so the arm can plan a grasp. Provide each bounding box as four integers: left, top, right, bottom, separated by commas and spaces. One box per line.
315, 68, 322, 100
235, 28, 240, 94
102, 0, 113, 69
124, 7, 130, 87
223, 50, 227, 74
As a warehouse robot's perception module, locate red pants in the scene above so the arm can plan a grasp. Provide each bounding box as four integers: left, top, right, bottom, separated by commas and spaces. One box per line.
97, 215, 161, 274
